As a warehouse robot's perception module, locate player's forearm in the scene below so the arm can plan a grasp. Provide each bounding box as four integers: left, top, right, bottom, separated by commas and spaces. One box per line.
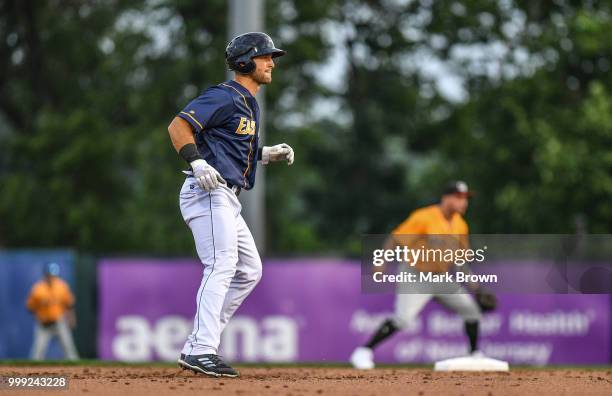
26, 297, 38, 312
168, 116, 196, 153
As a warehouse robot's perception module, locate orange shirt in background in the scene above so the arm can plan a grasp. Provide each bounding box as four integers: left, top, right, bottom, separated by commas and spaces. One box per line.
26, 277, 74, 324
391, 205, 469, 272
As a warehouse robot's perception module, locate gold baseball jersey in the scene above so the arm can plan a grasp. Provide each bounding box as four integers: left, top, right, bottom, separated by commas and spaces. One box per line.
391, 205, 469, 272
26, 277, 75, 325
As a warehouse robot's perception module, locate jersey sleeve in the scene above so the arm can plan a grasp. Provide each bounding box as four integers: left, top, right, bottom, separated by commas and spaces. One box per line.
26, 286, 38, 311
60, 280, 75, 308
390, 211, 428, 248
178, 87, 234, 133
392, 212, 427, 236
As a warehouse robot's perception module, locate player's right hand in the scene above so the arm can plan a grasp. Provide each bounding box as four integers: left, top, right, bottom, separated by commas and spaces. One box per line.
190, 159, 226, 191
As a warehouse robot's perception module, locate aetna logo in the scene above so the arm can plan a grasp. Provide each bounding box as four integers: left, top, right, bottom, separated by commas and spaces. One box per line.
111, 315, 298, 362
220, 316, 298, 362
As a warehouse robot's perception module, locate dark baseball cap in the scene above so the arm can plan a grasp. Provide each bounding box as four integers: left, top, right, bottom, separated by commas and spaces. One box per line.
442, 181, 473, 197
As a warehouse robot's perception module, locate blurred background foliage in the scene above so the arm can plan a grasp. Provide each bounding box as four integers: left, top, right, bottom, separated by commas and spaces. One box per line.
0, 0, 611, 255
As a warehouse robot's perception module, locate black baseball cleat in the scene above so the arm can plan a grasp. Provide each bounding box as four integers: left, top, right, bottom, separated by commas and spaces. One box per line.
178, 353, 239, 378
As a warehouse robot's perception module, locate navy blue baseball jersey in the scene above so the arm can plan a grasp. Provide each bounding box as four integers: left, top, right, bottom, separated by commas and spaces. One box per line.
178, 80, 260, 189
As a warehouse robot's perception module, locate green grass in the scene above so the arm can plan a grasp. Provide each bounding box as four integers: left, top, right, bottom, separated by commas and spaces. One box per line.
0, 360, 425, 368
0, 359, 176, 367
0, 360, 609, 370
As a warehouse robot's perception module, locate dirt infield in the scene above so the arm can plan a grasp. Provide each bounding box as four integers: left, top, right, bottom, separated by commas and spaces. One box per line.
0, 365, 611, 396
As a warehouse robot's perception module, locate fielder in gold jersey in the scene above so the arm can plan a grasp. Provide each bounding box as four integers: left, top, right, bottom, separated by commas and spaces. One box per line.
26, 263, 79, 360
351, 181, 496, 369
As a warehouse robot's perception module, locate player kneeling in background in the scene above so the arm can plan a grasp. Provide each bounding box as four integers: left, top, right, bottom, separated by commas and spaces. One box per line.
351, 181, 497, 369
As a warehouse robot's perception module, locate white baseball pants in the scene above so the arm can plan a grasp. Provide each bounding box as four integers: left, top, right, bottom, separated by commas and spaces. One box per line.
179, 178, 262, 356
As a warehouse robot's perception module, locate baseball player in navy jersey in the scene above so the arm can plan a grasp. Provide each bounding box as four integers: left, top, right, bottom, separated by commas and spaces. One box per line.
167, 32, 293, 378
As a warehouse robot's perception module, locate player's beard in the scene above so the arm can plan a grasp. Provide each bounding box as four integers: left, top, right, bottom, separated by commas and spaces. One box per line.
251, 68, 272, 85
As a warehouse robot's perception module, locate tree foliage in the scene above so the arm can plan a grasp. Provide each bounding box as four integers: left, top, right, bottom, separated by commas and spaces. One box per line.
0, 0, 610, 254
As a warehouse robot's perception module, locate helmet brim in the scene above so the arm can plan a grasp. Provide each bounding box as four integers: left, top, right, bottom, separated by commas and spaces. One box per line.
255, 48, 286, 58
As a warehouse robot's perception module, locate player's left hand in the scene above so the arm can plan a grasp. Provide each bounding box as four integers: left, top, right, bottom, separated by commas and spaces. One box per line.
262, 143, 294, 165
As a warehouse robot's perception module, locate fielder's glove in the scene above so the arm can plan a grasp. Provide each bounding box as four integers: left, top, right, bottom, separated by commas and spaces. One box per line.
190, 159, 226, 191
262, 143, 294, 165
475, 288, 497, 312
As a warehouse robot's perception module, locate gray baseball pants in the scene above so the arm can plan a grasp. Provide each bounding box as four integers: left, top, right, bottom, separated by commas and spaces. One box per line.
30, 316, 79, 360
392, 267, 481, 328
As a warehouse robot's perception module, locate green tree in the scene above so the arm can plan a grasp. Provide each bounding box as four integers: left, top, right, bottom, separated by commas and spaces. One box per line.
1, 0, 611, 255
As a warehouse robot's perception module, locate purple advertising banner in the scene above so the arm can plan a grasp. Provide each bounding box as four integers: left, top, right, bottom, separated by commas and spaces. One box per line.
98, 259, 611, 364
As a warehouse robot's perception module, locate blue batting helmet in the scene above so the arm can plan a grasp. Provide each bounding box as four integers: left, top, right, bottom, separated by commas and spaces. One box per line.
44, 262, 60, 276
225, 32, 286, 74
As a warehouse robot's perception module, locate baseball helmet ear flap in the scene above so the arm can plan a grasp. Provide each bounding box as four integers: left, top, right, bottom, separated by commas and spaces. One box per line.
225, 43, 256, 74
233, 51, 257, 74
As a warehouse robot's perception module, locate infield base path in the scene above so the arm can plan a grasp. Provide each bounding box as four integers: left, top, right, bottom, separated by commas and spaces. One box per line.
1, 366, 611, 396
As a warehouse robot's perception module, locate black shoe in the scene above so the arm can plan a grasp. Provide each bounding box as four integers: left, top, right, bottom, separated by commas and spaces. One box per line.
178, 353, 239, 378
